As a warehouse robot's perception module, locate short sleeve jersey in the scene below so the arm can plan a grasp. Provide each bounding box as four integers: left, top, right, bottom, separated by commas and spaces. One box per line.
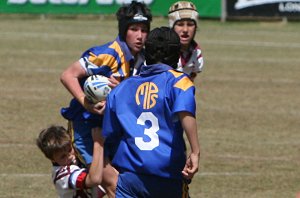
103, 63, 196, 179
177, 40, 204, 75
52, 164, 93, 198
61, 36, 144, 122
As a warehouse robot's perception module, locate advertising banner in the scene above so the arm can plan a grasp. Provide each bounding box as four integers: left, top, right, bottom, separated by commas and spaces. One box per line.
0, 0, 150, 14
227, 0, 300, 18
0, 0, 220, 18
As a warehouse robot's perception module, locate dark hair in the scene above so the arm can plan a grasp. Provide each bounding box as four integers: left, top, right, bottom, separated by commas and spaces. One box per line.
116, 1, 152, 41
36, 125, 71, 160
145, 27, 181, 68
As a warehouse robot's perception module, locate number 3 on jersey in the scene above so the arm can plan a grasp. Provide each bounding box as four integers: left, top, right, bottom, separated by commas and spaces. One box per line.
135, 112, 159, 150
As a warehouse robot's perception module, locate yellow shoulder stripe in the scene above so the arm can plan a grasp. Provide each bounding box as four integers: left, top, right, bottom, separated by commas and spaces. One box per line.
110, 41, 122, 55
169, 70, 184, 78
174, 76, 194, 91
98, 54, 118, 71
168, 70, 194, 91
110, 41, 129, 77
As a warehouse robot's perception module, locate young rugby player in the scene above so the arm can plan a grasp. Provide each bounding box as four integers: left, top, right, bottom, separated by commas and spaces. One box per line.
102, 27, 200, 198
168, 1, 204, 81
36, 125, 104, 198
60, 1, 152, 196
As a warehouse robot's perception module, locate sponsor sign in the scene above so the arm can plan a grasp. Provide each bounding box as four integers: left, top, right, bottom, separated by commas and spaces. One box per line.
6, 0, 153, 5
0, 0, 153, 14
227, 0, 300, 18
0, 0, 208, 17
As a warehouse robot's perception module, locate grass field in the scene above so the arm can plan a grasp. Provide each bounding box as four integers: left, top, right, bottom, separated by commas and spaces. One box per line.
0, 16, 300, 198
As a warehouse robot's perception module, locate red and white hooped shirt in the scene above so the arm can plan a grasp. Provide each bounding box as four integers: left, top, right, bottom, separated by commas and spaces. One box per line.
177, 40, 204, 76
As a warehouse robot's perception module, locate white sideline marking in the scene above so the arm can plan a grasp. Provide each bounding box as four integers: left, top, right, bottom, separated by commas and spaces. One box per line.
0, 66, 63, 74
207, 29, 300, 38
0, 173, 49, 177
0, 144, 36, 148
1, 31, 299, 49
0, 31, 98, 40
204, 105, 300, 117
203, 40, 300, 49
204, 76, 298, 84
0, 49, 79, 56
211, 154, 294, 162
15, 67, 63, 73
211, 56, 300, 64
197, 172, 258, 176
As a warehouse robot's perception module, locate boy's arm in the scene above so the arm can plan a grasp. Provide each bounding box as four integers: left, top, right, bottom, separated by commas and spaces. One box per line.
60, 60, 87, 106
84, 127, 104, 187
60, 61, 105, 115
179, 111, 200, 179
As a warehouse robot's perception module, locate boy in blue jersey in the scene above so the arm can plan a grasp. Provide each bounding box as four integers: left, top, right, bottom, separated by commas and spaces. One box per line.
102, 27, 200, 198
59, 1, 152, 197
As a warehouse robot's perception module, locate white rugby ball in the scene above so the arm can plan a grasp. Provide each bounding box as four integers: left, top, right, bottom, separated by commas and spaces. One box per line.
83, 75, 111, 103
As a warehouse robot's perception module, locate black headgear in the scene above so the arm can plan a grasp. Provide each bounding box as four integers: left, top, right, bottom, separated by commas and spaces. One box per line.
145, 27, 181, 69
116, 1, 152, 41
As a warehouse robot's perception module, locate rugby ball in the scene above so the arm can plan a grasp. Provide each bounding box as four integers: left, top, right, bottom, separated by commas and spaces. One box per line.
83, 75, 111, 103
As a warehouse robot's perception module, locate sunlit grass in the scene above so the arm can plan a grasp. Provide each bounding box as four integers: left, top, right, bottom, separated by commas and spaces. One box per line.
0, 16, 299, 197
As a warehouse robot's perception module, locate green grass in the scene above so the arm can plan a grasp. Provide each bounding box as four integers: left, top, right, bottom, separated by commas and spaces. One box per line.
0, 16, 300, 197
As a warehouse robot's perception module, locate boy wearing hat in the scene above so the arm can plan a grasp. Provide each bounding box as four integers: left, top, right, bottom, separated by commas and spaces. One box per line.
60, 1, 152, 197
168, 1, 204, 81
102, 27, 200, 198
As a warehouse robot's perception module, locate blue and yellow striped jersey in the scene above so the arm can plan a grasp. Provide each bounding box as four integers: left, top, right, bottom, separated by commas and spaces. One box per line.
103, 63, 196, 179
61, 36, 144, 122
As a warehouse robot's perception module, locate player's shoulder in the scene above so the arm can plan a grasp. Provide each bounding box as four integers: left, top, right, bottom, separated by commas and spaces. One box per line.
53, 165, 82, 177
167, 69, 185, 78
167, 70, 194, 91
52, 164, 85, 183
85, 41, 114, 55
167, 69, 191, 82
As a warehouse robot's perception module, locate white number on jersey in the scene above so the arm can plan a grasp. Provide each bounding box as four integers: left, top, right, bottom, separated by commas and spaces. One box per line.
135, 112, 159, 150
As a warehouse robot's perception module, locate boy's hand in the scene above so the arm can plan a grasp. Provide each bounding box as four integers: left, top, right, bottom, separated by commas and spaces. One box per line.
182, 153, 199, 179
108, 75, 120, 88
82, 97, 106, 115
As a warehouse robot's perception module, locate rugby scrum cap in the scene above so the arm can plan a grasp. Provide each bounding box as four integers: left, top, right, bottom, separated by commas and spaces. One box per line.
145, 27, 181, 69
117, 1, 152, 40
168, 1, 199, 28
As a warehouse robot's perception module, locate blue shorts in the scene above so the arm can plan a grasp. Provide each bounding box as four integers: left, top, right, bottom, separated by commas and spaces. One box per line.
68, 119, 118, 165
68, 120, 102, 165
116, 172, 189, 198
